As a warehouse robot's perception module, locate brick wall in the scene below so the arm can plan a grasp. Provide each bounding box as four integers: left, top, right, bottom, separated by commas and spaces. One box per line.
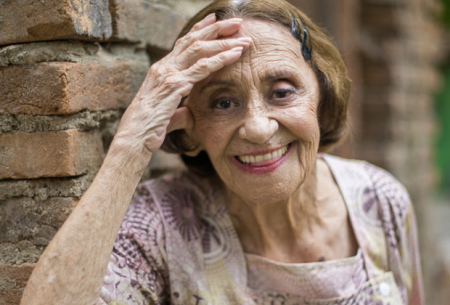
356, 0, 442, 303
357, 2, 442, 298
290, 0, 444, 303
0, 1, 211, 303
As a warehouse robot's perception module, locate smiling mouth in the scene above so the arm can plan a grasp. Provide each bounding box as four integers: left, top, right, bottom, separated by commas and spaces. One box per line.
236, 144, 291, 165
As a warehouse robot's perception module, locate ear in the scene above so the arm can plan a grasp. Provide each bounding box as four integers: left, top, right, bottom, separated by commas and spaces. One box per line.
183, 143, 202, 157
168, 107, 204, 157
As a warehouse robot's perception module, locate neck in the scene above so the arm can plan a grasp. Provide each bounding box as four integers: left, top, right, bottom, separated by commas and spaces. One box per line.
224, 158, 353, 263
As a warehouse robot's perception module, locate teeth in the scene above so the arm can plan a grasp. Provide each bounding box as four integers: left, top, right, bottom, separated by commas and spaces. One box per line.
237, 145, 289, 164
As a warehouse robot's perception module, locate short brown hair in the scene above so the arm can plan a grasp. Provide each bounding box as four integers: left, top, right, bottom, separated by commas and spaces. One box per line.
162, 0, 350, 175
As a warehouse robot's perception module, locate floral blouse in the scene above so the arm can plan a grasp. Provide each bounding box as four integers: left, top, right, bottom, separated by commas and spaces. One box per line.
98, 154, 424, 305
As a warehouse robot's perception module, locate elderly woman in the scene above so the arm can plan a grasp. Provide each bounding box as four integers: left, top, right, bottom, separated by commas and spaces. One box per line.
21, 0, 423, 304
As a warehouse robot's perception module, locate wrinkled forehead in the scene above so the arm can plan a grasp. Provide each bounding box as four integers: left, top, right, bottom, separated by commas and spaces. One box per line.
197, 18, 312, 87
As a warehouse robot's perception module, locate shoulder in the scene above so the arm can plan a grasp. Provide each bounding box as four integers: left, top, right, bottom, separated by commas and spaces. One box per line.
323, 154, 410, 202
323, 154, 412, 231
360, 161, 412, 228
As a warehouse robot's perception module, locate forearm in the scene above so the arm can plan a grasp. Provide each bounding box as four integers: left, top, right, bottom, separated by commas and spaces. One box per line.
21, 142, 151, 305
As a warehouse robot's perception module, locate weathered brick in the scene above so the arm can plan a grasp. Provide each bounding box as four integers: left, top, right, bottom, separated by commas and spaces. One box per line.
0, 241, 44, 266
0, 0, 111, 46
0, 174, 93, 201
392, 64, 441, 93
141, 149, 185, 181
361, 4, 400, 33
0, 41, 99, 67
0, 263, 34, 305
109, 0, 187, 51
0, 130, 103, 180
175, 0, 214, 19
0, 54, 148, 115
0, 197, 77, 246
361, 57, 392, 86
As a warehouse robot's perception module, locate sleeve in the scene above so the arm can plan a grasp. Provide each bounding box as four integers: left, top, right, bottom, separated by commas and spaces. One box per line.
364, 162, 424, 305
403, 202, 424, 305
99, 184, 170, 305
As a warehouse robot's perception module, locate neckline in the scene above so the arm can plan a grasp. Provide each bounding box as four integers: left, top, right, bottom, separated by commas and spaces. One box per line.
320, 154, 372, 279
210, 154, 372, 286
244, 247, 363, 268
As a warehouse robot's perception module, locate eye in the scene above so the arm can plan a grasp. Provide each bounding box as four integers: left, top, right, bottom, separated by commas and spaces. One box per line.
269, 80, 298, 104
213, 97, 235, 110
274, 90, 291, 99
271, 87, 296, 102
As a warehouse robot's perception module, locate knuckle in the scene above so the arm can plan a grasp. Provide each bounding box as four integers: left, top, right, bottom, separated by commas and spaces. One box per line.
161, 75, 179, 90
197, 58, 209, 69
189, 41, 203, 54
217, 52, 229, 61
175, 34, 191, 48
185, 32, 198, 43
192, 23, 202, 31
174, 37, 185, 47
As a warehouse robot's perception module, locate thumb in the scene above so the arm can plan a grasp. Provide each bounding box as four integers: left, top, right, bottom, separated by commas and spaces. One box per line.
167, 107, 195, 133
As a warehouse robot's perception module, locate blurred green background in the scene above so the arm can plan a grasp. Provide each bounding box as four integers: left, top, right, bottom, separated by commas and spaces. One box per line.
435, 0, 450, 193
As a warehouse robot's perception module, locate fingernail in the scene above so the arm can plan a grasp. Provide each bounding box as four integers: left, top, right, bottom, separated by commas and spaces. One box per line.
231, 47, 244, 52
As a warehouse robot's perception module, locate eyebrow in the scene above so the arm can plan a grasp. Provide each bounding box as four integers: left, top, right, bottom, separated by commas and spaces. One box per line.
199, 68, 302, 94
199, 80, 234, 95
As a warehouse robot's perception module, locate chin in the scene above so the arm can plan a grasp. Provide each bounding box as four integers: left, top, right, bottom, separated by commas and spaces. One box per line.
225, 168, 308, 205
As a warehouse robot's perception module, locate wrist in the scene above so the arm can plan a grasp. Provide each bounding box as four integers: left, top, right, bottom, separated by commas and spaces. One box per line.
104, 135, 153, 177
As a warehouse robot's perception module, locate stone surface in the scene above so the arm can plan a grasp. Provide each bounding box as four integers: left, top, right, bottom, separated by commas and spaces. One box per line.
0, 110, 122, 134
140, 149, 185, 181
0, 130, 104, 180
0, 41, 99, 67
174, 0, 213, 19
110, 0, 187, 51
0, 0, 111, 46
0, 263, 35, 305
0, 46, 148, 115
0, 241, 44, 266
0, 197, 78, 246
0, 174, 93, 201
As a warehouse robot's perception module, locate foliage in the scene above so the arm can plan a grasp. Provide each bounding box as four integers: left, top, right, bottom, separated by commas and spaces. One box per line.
435, 65, 450, 192
442, 0, 450, 28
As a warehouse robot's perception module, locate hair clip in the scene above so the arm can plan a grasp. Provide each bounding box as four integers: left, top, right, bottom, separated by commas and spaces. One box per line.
291, 16, 312, 60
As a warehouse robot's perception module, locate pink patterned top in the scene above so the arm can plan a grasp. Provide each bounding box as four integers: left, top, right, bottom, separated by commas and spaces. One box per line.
98, 155, 424, 305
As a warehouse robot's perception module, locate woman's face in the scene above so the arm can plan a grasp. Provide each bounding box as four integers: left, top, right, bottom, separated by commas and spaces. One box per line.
185, 18, 320, 204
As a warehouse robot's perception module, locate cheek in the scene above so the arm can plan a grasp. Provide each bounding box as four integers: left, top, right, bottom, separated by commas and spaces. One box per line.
279, 104, 320, 142
194, 117, 233, 155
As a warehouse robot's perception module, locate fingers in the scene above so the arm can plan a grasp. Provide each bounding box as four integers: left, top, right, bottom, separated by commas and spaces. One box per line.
191, 13, 217, 32
183, 46, 244, 83
176, 37, 252, 69
173, 18, 244, 56
167, 107, 194, 133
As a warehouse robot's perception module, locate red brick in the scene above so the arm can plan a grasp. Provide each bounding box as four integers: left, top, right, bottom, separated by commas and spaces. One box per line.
361, 4, 400, 33
0, 130, 103, 180
361, 57, 392, 86
0, 263, 35, 305
0, 59, 148, 115
0, 197, 78, 245
0, 0, 111, 46
109, 0, 187, 51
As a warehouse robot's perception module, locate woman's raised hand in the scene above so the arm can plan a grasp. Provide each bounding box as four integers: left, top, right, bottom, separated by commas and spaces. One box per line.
20, 14, 253, 305
113, 14, 252, 155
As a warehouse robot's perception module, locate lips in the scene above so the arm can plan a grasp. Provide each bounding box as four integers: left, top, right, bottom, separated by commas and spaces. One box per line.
235, 144, 290, 167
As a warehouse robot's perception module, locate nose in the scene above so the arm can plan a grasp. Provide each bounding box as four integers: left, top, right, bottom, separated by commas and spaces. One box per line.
238, 116, 279, 144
